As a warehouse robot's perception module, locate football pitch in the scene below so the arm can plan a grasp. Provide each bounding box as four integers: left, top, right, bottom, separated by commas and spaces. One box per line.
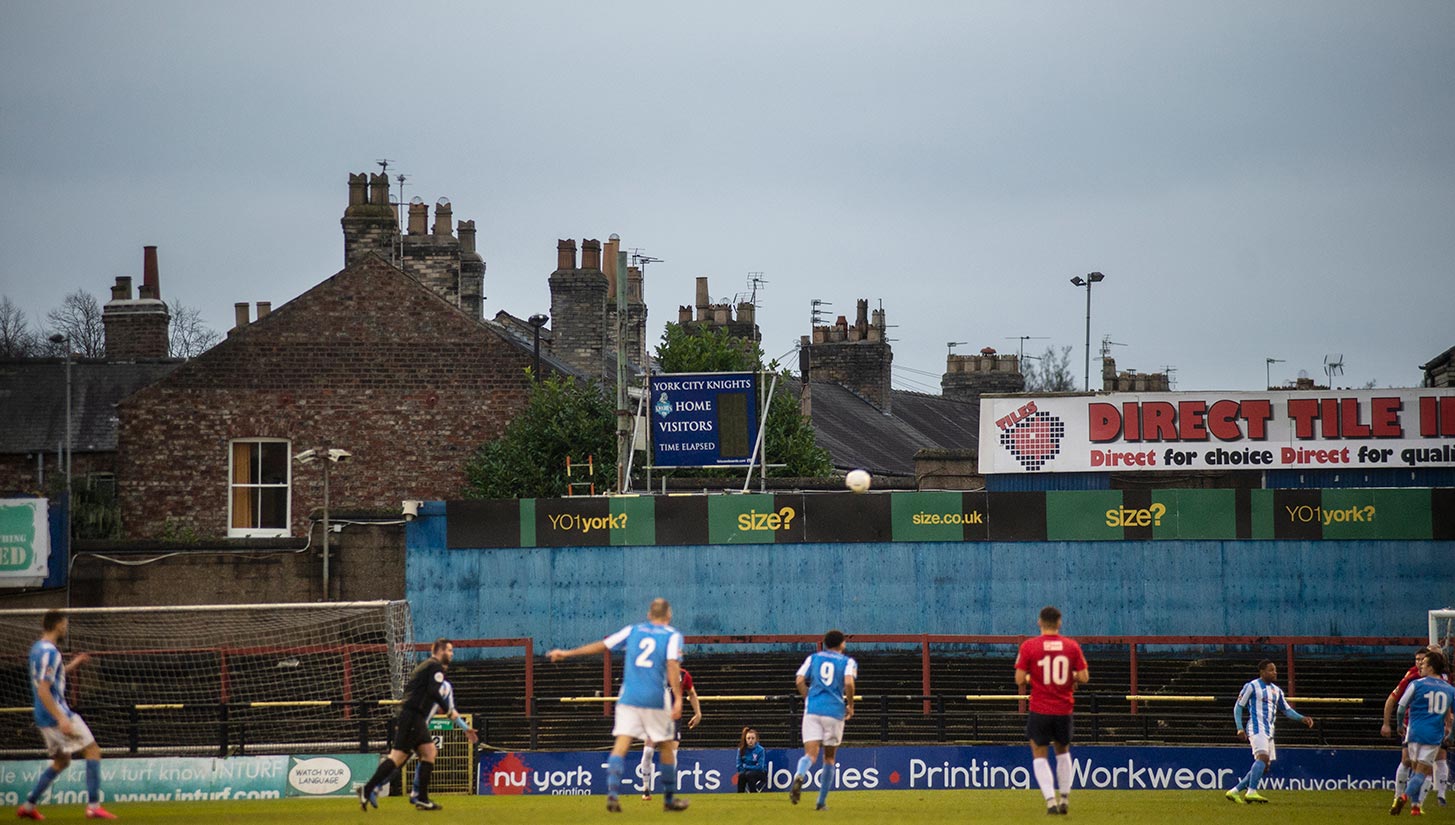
13, 790, 1420, 824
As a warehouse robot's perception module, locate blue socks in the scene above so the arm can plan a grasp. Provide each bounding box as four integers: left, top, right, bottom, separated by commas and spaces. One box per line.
1240, 760, 1266, 792
86, 760, 101, 805
795, 755, 813, 780
607, 754, 625, 799
1406, 772, 1427, 803
27, 765, 60, 805
817, 762, 835, 808
661, 762, 677, 802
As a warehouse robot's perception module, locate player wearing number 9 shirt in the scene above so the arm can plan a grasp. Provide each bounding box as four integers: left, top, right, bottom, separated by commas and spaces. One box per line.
548, 598, 689, 813
790, 629, 857, 811
1015, 606, 1089, 816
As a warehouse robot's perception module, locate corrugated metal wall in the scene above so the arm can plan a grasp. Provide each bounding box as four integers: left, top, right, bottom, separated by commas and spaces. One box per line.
1265, 468, 1455, 488
408, 507, 1452, 648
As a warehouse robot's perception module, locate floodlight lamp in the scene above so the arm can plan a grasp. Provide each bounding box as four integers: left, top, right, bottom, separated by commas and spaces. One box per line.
294, 448, 318, 464
326, 448, 352, 463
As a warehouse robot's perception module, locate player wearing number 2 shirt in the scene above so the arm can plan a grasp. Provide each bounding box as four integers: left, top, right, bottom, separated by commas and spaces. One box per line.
548, 598, 689, 813
1015, 606, 1089, 816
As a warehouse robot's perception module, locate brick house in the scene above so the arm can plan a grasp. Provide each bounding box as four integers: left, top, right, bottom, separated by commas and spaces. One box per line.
115, 255, 542, 539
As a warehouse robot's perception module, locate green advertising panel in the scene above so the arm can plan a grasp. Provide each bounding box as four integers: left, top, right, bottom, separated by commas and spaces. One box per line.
443, 488, 1448, 548
0, 498, 48, 585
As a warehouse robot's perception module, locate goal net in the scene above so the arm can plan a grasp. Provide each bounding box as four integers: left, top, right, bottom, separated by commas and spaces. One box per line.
0, 600, 412, 757
1431, 609, 1455, 661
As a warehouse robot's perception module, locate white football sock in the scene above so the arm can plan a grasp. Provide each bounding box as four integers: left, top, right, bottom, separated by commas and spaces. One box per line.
1438, 761, 1448, 797
1056, 752, 1074, 800
1033, 757, 1056, 804
640, 745, 655, 792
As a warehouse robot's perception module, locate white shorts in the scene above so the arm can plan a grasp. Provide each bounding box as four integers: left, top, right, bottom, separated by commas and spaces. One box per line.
613, 704, 675, 743
1247, 733, 1276, 761
40, 715, 96, 758
1408, 742, 1441, 766
802, 713, 846, 747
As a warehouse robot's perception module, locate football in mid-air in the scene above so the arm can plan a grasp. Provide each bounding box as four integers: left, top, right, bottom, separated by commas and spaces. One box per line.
845, 469, 872, 494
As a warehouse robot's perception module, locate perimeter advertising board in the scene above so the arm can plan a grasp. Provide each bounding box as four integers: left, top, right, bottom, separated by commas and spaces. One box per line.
477, 745, 1392, 795
0, 754, 377, 805
0, 498, 50, 587
979, 389, 1455, 474
649, 372, 759, 468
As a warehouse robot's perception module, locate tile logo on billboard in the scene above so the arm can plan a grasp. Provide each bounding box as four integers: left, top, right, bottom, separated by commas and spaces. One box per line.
997, 403, 1065, 471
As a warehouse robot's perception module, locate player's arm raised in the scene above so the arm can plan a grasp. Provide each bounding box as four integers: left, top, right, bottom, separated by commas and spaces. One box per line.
547, 639, 609, 663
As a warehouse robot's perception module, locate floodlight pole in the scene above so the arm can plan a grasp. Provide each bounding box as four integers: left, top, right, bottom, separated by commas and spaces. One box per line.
1069, 273, 1105, 391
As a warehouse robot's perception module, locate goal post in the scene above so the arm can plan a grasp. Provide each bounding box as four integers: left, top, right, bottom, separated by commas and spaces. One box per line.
0, 600, 412, 756
1430, 609, 1455, 660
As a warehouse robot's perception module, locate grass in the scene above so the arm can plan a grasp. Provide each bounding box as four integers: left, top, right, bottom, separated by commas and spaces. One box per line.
11, 789, 1422, 824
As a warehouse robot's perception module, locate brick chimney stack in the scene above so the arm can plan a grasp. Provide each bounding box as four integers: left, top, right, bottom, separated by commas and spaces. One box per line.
548, 237, 609, 380
103, 246, 171, 360
804, 296, 893, 413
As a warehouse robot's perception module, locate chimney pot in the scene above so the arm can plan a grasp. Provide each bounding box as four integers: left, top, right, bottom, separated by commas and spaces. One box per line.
458, 220, 477, 254
369, 173, 390, 206
432, 199, 453, 236
233, 302, 250, 331
679, 306, 692, 324
695, 277, 710, 317
111, 276, 133, 301
580, 238, 601, 270
139, 246, 161, 300
407, 202, 428, 235
556, 239, 577, 270
256, 301, 271, 319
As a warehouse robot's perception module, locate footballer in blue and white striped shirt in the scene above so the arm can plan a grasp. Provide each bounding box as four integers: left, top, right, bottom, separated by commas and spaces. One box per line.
1225, 660, 1314, 804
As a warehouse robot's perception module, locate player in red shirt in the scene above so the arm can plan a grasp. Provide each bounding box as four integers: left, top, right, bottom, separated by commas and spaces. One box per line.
1384, 647, 1450, 810
640, 667, 702, 800
1015, 606, 1089, 816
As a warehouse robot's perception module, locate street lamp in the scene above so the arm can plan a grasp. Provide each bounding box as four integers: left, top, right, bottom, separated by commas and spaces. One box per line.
1068, 272, 1105, 391
294, 446, 351, 600
527, 314, 548, 382
48, 334, 72, 537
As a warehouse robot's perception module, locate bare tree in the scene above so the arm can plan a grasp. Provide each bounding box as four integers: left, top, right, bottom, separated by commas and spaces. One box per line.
44, 290, 106, 358
168, 298, 222, 358
0, 296, 39, 358
1024, 344, 1077, 392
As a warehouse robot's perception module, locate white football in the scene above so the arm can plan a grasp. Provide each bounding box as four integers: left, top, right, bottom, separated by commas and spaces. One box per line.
845, 469, 872, 493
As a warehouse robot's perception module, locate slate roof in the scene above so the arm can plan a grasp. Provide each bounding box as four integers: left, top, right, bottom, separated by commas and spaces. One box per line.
791, 381, 980, 477
0, 359, 182, 454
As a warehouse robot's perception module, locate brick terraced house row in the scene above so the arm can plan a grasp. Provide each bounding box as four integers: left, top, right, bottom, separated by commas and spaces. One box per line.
115, 255, 549, 539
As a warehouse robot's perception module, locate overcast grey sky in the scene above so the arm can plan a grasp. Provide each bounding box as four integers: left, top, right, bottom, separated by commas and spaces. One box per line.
3, 1, 1452, 392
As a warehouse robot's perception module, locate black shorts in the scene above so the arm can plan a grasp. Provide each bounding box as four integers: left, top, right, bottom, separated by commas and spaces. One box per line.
391, 710, 431, 753
1026, 711, 1074, 747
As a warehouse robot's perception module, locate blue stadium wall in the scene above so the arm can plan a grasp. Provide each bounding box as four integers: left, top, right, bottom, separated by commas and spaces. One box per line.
404, 503, 1452, 647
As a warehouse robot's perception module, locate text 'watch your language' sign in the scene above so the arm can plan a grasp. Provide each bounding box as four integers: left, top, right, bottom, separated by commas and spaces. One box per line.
979, 389, 1455, 474
650, 372, 759, 468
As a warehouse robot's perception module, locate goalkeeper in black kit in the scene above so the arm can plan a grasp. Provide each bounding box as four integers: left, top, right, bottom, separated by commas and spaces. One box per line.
359, 638, 477, 812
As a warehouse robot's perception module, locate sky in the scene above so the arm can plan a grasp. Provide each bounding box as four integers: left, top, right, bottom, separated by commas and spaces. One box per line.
2, 1, 1453, 392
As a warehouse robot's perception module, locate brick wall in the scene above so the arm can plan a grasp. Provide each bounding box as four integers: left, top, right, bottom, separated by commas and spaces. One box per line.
549, 269, 608, 381
116, 257, 534, 539
61, 525, 405, 606
0, 452, 116, 497
807, 340, 893, 413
